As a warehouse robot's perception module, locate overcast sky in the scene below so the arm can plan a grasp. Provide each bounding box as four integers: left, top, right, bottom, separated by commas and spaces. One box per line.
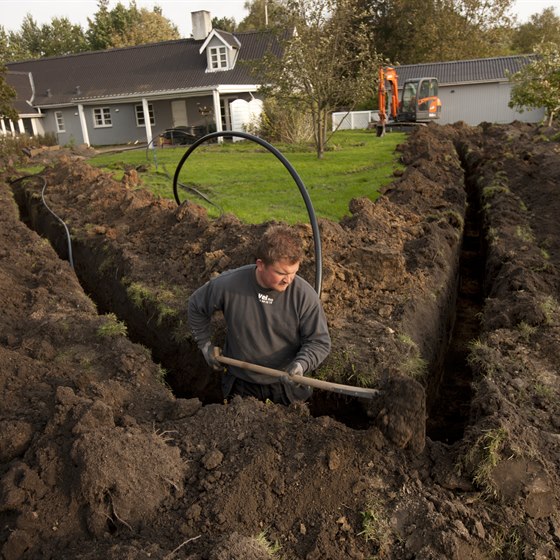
0, 0, 558, 37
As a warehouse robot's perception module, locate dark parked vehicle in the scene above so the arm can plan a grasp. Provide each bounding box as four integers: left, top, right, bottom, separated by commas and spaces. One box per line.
160, 126, 205, 145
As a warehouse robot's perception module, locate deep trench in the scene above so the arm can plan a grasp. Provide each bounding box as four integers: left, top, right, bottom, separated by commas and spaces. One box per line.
11, 157, 485, 438
425, 147, 485, 443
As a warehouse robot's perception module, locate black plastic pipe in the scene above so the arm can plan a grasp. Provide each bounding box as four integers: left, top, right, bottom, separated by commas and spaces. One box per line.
172, 130, 323, 296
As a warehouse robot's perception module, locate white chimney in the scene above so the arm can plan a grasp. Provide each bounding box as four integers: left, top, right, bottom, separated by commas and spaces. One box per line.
191, 10, 212, 40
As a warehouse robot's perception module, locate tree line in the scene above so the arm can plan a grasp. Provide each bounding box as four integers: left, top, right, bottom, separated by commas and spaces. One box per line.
1, 0, 558, 63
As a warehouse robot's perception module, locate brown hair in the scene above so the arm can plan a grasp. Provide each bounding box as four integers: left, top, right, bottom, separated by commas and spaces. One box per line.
255, 224, 304, 265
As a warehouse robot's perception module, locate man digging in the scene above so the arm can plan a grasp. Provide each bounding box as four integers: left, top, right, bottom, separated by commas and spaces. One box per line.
188, 224, 331, 405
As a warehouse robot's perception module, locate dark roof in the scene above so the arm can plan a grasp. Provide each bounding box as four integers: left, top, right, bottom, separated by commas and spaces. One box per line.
213, 30, 241, 49
394, 55, 537, 86
5, 71, 40, 114
6, 31, 280, 107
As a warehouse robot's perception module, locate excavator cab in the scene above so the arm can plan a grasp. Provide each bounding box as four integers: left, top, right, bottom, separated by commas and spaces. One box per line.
398, 77, 441, 122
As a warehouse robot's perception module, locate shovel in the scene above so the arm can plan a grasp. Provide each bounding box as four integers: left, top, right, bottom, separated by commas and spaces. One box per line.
213, 349, 380, 400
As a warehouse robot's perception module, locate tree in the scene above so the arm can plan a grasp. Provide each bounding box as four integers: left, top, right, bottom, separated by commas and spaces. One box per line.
360, 0, 514, 64
508, 42, 560, 126
87, 0, 179, 50
12, 14, 43, 59
212, 16, 237, 33
109, 7, 180, 47
2, 14, 88, 61
0, 65, 18, 122
511, 8, 560, 54
40, 18, 89, 57
255, 0, 377, 158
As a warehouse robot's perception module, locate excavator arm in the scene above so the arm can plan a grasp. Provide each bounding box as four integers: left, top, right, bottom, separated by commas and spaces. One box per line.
378, 66, 400, 126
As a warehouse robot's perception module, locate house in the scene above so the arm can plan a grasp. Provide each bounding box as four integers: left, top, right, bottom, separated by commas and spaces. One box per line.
395, 55, 545, 125
3, 11, 280, 147
333, 54, 545, 129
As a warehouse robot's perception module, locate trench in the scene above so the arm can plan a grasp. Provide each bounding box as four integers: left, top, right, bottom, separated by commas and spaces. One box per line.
10, 155, 486, 438
424, 144, 485, 443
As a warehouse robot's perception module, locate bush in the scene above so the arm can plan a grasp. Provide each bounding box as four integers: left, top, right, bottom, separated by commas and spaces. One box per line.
257, 98, 314, 145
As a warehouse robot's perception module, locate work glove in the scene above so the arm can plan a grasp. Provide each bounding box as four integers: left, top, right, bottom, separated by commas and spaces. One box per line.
286, 361, 304, 378
200, 341, 222, 371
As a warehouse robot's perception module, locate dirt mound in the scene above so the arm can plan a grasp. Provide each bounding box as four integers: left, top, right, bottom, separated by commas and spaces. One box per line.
1, 122, 560, 559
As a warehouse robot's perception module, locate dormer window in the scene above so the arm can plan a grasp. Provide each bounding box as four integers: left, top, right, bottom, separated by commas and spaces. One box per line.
200, 30, 241, 73
209, 46, 228, 70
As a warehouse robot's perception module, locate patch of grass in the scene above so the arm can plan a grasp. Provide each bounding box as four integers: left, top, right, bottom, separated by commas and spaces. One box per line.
485, 227, 500, 245
155, 365, 168, 386
534, 382, 553, 400
463, 427, 508, 498
482, 181, 510, 202
540, 295, 558, 325
401, 356, 428, 379
315, 345, 373, 387
358, 497, 392, 554
125, 281, 180, 325
97, 313, 128, 338
89, 130, 406, 224
467, 338, 499, 377
515, 224, 535, 243
396, 333, 427, 380
254, 530, 282, 557
487, 525, 524, 559
516, 321, 537, 341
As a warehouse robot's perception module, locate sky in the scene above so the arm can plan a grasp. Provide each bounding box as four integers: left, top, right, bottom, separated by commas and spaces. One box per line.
0, 0, 559, 37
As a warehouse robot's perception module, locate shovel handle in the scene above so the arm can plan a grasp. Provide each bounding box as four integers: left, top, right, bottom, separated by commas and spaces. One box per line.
213, 349, 379, 400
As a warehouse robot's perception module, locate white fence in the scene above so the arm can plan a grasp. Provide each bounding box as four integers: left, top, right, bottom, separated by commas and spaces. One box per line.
332, 110, 379, 131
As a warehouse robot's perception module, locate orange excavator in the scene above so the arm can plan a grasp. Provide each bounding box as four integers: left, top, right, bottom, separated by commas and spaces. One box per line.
376, 66, 441, 135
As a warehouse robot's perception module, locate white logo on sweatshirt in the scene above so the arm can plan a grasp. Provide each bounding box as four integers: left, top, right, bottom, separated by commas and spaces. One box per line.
258, 293, 274, 305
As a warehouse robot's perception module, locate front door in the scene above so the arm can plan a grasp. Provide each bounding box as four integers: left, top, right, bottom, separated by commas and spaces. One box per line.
171, 100, 188, 127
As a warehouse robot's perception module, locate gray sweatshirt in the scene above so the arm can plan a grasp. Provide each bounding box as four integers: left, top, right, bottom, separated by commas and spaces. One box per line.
188, 264, 331, 386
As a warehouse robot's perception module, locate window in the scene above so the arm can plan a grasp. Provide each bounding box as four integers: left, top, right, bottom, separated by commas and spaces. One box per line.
55, 111, 65, 133
209, 46, 228, 70
135, 104, 155, 127
93, 107, 112, 127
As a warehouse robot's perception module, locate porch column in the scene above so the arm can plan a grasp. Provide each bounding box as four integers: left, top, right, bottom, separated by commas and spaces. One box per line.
9, 120, 16, 135
0, 119, 6, 135
77, 104, 90, 146
17, 119, 25, 133
212, 89, 223, 143
142, 97, 153, 149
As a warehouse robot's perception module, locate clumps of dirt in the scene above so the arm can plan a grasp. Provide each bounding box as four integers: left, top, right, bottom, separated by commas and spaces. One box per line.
2, 121, 560, 559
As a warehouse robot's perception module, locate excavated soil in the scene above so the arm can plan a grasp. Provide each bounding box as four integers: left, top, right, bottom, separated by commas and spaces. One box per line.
1, 122, 560, 559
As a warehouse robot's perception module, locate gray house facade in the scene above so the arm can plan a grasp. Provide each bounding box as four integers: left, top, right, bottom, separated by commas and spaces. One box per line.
334, 54, 545, 130
4, 11, 278, 147
395, 55, 545, 125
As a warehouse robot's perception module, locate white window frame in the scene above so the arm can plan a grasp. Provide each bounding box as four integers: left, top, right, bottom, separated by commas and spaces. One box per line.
135, 103, 155, 127
55, 111, 65, 133
209, 46, 228, 70
93, 107, 112, 128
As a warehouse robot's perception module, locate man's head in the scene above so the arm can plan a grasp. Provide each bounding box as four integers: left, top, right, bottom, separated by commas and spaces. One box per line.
255, 224, 303, 292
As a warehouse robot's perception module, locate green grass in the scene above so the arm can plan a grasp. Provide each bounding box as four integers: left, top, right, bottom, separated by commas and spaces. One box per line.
89, 130, 406, 224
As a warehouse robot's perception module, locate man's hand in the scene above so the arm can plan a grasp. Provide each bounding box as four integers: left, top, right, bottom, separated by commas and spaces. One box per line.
286, 361, 304, 377
200, 342, 223, 371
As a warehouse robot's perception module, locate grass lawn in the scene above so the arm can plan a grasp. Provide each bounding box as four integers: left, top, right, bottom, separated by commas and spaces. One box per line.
89, 129, 406, 224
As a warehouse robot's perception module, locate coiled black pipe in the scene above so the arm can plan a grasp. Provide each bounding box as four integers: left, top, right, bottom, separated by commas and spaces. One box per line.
172, 130, 323, 296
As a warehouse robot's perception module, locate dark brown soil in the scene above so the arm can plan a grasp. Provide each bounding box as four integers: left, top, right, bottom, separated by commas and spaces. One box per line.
1, 122, 559, 559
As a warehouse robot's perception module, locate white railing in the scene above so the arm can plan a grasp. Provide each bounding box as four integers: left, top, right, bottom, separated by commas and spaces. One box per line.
332, 110, 379, 131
